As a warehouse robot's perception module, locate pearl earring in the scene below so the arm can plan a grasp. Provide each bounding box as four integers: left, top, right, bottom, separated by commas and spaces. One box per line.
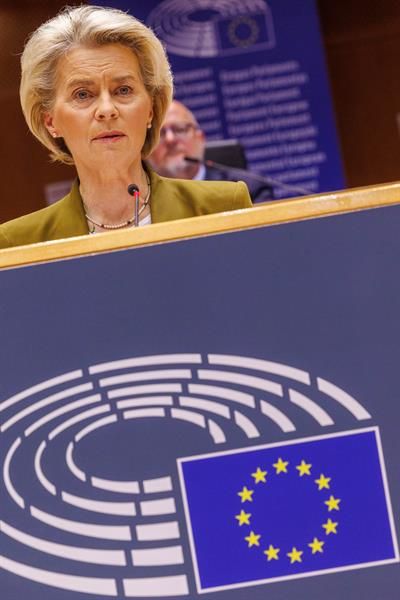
52, 132, 58, 138
147, 123, 152, 129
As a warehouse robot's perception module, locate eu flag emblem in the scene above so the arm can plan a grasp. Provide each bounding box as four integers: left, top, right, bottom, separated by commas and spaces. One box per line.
178, 428, 398, 592
215, 12, 275, 55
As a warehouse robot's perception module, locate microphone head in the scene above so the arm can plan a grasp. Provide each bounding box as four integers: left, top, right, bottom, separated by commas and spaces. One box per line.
127, 183, 139, 196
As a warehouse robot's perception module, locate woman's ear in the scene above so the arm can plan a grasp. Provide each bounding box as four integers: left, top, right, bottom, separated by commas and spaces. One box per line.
147, 103, 154, 128
43, 112, 58, 138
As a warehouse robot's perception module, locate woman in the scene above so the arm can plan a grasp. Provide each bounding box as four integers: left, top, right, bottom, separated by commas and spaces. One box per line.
0, 5, 251, 249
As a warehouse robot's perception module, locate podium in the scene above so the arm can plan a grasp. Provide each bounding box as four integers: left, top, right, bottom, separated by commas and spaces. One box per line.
1, 183, 400, 599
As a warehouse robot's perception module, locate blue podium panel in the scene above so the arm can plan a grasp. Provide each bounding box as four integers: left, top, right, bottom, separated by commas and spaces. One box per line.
1, 204, 400, 599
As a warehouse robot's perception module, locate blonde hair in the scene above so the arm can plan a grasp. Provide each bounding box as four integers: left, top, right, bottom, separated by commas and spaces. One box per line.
20, 5, 173, 164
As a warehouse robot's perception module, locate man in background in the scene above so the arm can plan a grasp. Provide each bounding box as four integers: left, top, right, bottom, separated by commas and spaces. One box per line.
147, 100, 273, 203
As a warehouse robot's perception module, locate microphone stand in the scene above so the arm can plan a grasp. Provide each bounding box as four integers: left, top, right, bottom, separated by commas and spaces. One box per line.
184, 156, 312, 197
127, 183, 140, 226
134, 191, 139, 227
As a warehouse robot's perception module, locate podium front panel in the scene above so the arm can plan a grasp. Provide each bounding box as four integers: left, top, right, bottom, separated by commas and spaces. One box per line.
1, 203, 400, 599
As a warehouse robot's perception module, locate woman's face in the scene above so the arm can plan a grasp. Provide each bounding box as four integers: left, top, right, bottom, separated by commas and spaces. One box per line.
44, 44, 153, 172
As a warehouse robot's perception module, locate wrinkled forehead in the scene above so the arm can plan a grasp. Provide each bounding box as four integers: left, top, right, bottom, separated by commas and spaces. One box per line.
53, 43, 142, 88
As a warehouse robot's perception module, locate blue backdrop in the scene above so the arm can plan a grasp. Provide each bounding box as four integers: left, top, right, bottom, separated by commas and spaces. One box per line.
94, 0, 345, 198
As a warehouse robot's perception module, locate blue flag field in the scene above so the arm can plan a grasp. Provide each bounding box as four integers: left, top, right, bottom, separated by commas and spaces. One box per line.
178, 428, 398, 592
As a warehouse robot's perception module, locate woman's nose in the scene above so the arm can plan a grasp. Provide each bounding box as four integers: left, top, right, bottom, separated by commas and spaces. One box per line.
95, 93, 118, 120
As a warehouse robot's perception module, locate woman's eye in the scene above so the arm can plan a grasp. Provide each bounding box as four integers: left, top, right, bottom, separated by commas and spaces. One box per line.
74, 89, 90, 101
117, 86, 132, 96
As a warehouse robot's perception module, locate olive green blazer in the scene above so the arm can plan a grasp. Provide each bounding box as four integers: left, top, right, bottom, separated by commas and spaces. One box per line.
0, 168, 252, 249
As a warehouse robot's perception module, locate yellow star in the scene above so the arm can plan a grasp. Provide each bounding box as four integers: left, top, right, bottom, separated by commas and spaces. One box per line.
235, 510, 251, 526
251, 467, 267, 483
273, 457, 289, 474
308, 537, 325, 554
238, 486, 254, 503
245, 531, 261, 547
287, 547, 303, 563
325, 495, 341, 511
315, 474, 331, 490
296, 460, 312, 476
264, 544, 280, 561
323, 518, 338, 535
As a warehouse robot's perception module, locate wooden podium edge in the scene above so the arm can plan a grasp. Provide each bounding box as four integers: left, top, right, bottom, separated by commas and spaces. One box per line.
1, 181, 400, 269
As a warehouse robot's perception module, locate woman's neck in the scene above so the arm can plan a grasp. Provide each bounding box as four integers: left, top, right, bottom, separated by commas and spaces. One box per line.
77, 163, 149, 224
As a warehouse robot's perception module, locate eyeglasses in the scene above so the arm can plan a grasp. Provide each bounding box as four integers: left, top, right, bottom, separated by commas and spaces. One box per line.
159, 122, 198, 141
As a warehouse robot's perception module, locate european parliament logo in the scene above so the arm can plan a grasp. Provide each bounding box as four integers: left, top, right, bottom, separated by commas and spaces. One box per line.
147, 0, 275, 59
1, 353, 399, 598
179, 428, 398, 593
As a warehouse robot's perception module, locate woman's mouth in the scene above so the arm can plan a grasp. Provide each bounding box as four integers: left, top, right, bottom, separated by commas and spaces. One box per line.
93, 131, 126, 142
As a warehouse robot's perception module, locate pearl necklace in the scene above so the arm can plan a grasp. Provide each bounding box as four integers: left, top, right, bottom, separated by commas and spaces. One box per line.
85, 174, 151, 233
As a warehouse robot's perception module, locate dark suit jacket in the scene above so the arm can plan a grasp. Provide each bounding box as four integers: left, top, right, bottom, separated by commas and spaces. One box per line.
0, 168, 252, 249
204, 166, 273, 204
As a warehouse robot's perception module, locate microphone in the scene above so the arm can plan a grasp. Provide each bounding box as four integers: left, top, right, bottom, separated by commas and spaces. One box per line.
184, 156, 312, 197
127, 183, 140, 226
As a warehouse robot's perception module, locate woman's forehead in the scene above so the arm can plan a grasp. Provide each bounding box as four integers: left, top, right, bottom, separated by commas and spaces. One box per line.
54, 44, 141, 85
